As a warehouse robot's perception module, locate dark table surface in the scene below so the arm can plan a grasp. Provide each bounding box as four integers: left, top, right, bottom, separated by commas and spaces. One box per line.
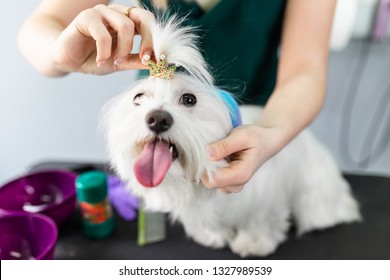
31, 161, 390, 260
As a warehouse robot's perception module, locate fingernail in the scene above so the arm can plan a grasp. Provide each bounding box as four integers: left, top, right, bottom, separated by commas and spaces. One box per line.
141, 53, 151, 65
114, 57, 124, 65
97, 60, 107, 67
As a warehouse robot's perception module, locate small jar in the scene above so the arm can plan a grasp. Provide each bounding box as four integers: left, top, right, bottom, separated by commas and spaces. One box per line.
75, 171, 115, 239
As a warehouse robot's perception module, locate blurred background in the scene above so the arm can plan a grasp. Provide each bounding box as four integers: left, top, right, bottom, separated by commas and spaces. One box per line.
1, 0, 389, 184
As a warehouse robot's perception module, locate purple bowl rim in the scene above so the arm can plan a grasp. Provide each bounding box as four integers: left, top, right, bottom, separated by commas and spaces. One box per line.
0, 169, 77, 212
0, 210, 58, 260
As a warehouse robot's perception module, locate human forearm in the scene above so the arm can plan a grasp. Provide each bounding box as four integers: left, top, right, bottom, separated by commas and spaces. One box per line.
18, 14, 68, 76
257, 0, 335, 154
258, 68, 327, 152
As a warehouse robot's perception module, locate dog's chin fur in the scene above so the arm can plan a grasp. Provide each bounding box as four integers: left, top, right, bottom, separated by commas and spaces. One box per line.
100, 16, 361, 257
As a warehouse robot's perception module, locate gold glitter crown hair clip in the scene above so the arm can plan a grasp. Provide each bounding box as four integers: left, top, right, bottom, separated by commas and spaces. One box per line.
145, 54, 177, 80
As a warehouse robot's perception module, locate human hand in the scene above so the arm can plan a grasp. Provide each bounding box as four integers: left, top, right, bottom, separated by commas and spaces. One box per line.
201, 125, 282, 193
54, 5, 154, 75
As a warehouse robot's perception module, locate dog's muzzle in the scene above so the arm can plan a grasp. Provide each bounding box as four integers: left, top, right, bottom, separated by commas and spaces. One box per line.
133, 109, 178, 188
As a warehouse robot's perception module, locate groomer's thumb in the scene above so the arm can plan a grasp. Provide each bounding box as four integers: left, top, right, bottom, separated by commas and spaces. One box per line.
208, 140, 227, 160
208, 133, 242, 161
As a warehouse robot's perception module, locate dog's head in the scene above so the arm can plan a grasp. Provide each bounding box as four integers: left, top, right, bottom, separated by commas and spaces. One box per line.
101, 17, 234, 192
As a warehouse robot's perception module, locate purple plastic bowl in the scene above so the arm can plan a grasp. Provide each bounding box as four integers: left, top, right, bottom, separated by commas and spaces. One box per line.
0, 211, 57, 260
0, 169, 77, 225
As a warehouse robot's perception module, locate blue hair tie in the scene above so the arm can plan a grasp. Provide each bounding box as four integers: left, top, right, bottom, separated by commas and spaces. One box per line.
217, 90, 242, 128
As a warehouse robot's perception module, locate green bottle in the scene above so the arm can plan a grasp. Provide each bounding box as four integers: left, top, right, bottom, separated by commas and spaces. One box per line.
75, 171, 115, 239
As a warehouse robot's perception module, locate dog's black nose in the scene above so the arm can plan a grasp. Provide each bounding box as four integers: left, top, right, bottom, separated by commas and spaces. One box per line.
146, 110, 173, 133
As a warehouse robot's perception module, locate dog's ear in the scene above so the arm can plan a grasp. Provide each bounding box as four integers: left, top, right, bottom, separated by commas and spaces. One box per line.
149, 15, 214, 86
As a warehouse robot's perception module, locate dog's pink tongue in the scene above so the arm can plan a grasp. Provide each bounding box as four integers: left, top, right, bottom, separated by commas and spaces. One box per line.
133, 141, 172, 187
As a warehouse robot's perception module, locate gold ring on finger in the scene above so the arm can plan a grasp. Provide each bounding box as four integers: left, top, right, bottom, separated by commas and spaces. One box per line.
124, 6, 136, 18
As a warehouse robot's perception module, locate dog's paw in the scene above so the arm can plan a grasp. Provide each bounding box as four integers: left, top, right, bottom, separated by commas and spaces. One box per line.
229, 230, 282, 258
191, 227, 232, 249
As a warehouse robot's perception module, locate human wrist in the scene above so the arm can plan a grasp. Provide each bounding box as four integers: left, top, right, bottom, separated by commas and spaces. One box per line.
46, 31, 76, 77
49, 46, 71, 77
255, 124, 294, 158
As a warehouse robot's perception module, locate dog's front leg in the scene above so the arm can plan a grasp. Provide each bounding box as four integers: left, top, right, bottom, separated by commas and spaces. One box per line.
178, 210, 234, 249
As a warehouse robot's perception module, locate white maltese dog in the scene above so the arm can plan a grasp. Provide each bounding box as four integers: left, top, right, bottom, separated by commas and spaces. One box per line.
101, 16, 361, 257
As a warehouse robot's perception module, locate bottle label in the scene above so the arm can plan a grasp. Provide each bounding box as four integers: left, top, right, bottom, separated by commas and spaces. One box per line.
79, 199, 112, 224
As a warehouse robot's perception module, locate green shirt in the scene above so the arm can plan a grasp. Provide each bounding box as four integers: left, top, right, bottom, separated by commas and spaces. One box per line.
141, 0, 286, 105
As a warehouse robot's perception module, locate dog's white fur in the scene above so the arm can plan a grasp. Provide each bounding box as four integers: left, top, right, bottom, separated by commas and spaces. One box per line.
101, 17, 361, 257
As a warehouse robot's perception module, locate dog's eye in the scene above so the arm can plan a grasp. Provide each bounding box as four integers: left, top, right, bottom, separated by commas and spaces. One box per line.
179, 93, 197, 107
133, 93, 144, 106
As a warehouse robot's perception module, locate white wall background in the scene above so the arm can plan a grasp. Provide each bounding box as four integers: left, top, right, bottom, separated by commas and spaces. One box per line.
0, 0, 389, 184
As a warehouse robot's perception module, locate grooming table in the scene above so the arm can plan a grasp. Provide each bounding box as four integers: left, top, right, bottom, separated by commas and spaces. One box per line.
31, 161, 390, 260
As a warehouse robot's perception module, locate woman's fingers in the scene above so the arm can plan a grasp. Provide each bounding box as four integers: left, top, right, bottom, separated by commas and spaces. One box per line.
115, 53, 148, 71
58, 4, 155, 73
75, 4, 155, 68
219, 184, 245, 194
86, 20, 113, 65
94, 5, 136, 63
108, 5, 154, 61
124, 7, 155, 60
201, 126, 273, 193
201, 153, 254, 189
